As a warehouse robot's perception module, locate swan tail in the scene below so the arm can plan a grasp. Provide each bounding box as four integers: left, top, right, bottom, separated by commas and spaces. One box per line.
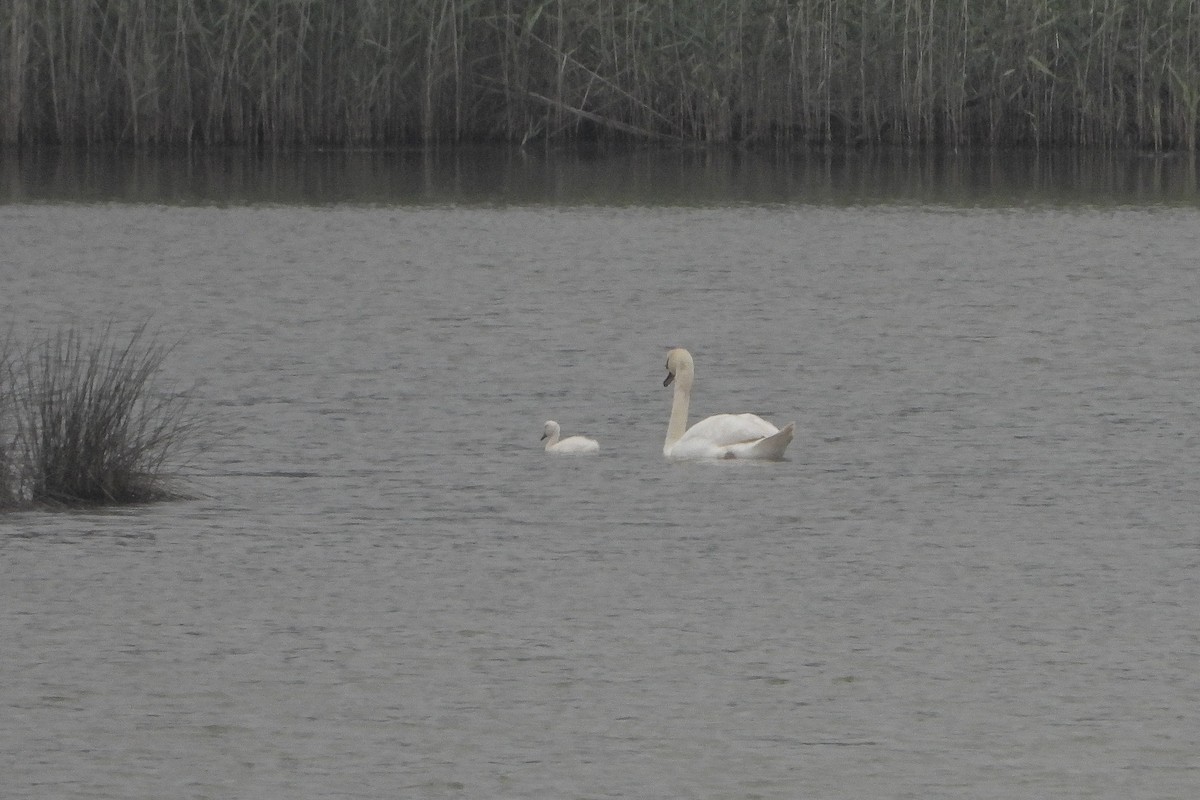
747, 422, 794, 460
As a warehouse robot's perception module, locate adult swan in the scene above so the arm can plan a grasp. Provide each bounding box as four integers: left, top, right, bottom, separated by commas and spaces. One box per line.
662, 348, 795, 461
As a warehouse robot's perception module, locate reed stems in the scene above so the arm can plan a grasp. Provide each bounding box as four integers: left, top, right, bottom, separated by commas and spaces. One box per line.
0, 332, 15, 510
1, 0, 1198, 149
1, 326, 198, 509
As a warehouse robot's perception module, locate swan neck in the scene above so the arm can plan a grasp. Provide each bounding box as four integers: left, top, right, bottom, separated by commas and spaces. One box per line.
665, 376, 691, 453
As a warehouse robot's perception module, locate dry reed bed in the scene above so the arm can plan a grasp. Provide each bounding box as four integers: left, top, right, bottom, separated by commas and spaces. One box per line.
2, 0, 1198, 149
0, 327, 197, 509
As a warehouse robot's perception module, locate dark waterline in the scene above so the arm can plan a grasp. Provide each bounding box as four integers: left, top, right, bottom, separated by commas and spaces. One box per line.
2, 146, 1198, 207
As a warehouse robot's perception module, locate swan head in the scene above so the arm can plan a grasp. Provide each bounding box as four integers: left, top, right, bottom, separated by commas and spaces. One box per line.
663, 347, 694, 388
541, 420, 560, 441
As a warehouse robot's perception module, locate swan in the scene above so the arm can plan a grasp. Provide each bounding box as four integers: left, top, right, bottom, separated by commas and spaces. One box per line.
662, 348, 795, 461
541, 420, 600, 454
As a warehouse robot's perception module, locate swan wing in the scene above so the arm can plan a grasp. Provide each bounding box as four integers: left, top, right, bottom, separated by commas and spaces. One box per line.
680, 413, 780, 447
670, 414, 793, 461
722, 422, 795, 460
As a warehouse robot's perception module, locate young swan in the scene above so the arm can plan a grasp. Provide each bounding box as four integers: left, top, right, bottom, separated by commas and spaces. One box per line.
662, 347, 795, 461
541, 420, 600, 454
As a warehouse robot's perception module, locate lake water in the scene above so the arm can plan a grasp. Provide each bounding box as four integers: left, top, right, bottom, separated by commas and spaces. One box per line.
2, 148, 1199, 799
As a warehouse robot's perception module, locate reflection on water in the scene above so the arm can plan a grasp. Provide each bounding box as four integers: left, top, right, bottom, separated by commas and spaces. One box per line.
2, 145, 1198, 206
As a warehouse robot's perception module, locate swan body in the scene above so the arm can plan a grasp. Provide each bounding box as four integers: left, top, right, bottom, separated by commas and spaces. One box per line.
662, 348, 794, 461
541, 420, 599, 454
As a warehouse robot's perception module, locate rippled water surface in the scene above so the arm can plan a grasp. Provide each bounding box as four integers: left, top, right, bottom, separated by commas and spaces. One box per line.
2, 151, 1199, 799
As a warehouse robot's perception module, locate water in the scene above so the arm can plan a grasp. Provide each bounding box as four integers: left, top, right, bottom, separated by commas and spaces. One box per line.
2, 150, 1199, 799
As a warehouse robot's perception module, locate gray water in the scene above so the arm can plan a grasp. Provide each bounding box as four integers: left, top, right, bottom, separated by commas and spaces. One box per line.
2, 150, 1199, 799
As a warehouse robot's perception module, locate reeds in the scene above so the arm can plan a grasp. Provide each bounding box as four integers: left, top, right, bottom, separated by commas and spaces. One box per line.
1, 0, 1198, 149
0, 331, 15, 510
1, 326, 197, 509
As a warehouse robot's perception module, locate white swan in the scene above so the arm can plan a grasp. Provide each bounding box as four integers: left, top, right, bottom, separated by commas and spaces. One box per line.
662, 348, 795, 461
541, 420, 600, 454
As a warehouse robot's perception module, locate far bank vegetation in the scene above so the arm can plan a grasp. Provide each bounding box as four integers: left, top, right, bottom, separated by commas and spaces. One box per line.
1, 0, 1198, 150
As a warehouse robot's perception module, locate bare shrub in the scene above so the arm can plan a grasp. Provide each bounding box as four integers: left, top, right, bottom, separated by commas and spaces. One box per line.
4, 325, 198, 508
